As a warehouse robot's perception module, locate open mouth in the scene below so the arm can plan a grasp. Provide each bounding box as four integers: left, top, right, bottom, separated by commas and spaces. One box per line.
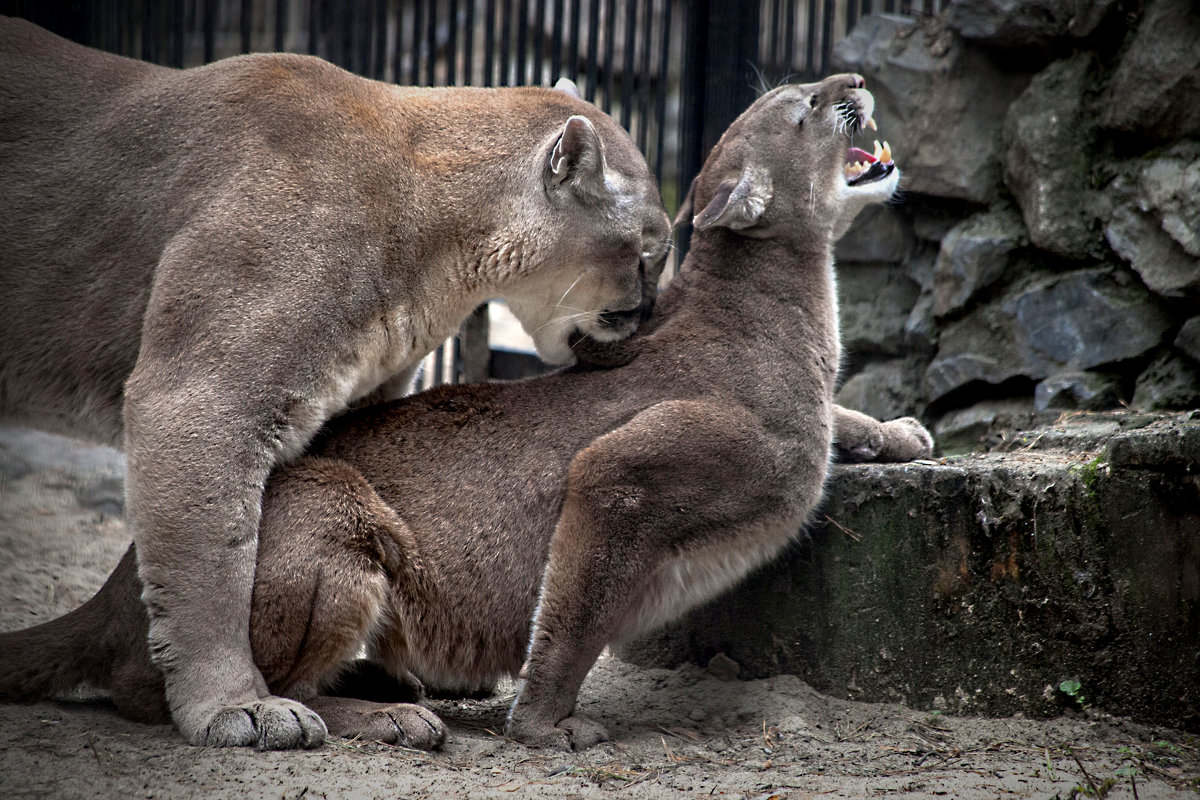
844, 137, 896, 186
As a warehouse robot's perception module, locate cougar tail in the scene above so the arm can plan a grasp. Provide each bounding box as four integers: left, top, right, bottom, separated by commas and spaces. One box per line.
0, 544, 169, 723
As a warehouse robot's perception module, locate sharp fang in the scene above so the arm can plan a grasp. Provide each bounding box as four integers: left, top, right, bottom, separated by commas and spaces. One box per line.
873, 140, 883, 161
882, 141, 892, 163
866, 116, 878, 131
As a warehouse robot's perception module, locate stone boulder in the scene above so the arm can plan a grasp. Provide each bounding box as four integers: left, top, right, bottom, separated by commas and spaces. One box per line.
1100, 0, 1200, 141
946, 0, 1118, 46
1136, 144, 1200, 258
1105, 205, 1200, 300
1177, 317, 1200, 364
1004, 52, 1100, 259
834, 205, 915, 264
925, 269, 1174, 402
933, 207, 1028, 317
1133, 351, 1200, 411
835, 358, 928, 421
1034, 371, 1124, 412
837, 263, 921, 358
833, 14, 1032, 204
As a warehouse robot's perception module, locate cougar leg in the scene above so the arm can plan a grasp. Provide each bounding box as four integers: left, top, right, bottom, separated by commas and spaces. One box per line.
507, 400, 795, 751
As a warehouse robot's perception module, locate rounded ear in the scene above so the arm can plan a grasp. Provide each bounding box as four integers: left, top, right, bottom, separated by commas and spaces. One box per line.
546, 115, 607, 199
693, 164, 773, 231
553, 77, 582, 98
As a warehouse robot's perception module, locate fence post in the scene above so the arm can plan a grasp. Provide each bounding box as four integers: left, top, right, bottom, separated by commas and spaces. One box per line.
676, 0, 762, 249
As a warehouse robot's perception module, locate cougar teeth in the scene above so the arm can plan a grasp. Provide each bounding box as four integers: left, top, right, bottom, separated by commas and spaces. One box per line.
882, 140, 892, 164
866, 116, 878, 131
873, 140, 883, 161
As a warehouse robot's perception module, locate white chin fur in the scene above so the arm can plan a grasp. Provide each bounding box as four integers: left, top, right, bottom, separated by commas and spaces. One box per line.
833, 167, 901, 239
530, 327, 577, 366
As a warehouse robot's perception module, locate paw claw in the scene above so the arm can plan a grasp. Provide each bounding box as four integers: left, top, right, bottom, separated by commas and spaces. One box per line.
191, 697, 327, 750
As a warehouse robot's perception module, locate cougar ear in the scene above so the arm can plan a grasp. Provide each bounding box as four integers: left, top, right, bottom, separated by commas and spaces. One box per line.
546, 115, 607, 198
553, 77, 582, 98
692, 164, 773, 231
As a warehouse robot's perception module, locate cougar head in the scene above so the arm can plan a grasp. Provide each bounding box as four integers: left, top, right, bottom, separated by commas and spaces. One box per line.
683, 73, 900, 244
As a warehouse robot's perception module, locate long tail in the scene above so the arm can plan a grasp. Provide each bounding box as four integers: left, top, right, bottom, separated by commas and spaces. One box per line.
0, 545, 169, 723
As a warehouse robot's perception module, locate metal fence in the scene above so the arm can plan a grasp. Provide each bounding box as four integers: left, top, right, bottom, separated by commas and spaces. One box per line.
2, 0, 943, 384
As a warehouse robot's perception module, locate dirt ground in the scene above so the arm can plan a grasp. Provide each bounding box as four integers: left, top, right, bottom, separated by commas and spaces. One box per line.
1, 426, 1197, 799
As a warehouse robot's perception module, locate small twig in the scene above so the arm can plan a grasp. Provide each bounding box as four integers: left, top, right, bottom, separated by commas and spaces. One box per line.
823, 514, 861, 541
1068, 747, 1101, 797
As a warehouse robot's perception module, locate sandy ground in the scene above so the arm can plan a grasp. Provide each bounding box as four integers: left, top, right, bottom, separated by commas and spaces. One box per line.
1, 426, 1197, 799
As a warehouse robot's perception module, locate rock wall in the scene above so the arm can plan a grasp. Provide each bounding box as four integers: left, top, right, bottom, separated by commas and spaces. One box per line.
829, 0, 1200, 454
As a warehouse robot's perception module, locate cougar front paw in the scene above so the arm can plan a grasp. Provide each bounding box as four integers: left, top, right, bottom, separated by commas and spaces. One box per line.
508, 713, 609, 751
351, 703, 447, 750
878, 417, 934, 462
188, 696, 327, 750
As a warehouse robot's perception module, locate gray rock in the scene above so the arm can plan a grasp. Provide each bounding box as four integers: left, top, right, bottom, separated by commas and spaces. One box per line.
932, 399, 1037, 455
1176, 317, 1200, 364
933, 208, 1028, 317
1003, 53, 1100, 259
1100, 0, 1200, 141
1132, 351, 1200, 411
904, 290, 940, 354
835, 204, 915, 264
1105, 205, 1200, 299
1034, 371, 1124, 412
926, 269, 1173, 401
946, 0, 1118, 46
838, 264, 921, 357
836, 358, 928, 421
834, 14, 1032, 204
706, 652, 741, 682
1137, 145, 1200, 258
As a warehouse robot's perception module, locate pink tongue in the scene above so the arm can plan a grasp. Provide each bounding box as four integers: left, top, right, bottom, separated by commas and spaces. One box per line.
846, 147, 876, 164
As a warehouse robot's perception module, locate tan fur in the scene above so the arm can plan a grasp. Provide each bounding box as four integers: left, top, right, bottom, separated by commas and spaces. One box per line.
0, 74, 932, 751
0, 17, 668, 749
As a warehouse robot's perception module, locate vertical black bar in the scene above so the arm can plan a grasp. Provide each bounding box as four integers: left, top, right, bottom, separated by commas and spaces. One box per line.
516, 0, 529, 85
141, 0, 152, 62
499, 0, 511, 85
805, 0, 817, 76
601, 0, 615, 112
847, 0, 858, 34
585, 0, 599, 101
203, 0, 215, 63
636, 0, 652, 152
398, 0, 412, 82
567, 0, 581, 79
783, 0, 795, 78
409, 0, 423, 83
275, 0, 287, 51
169, 0, 184, 66
820, 0, 834, 74
550, 0, 564, 80
374, 0, 387, 77
240, 0, 251, 53
447, 0, 459, 84
483, 0, 496, 85
532, 0, 546, 85
619, 0, 636, 129
769, 0, 782, 75
653, 0, 671, 185
309, 0, 319, 55
425, 0, 437, 84
464, 0, 476, 84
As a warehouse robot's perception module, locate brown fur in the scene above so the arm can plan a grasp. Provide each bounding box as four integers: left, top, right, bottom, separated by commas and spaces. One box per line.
0, 74, 932, 751
0, 17, 669, 749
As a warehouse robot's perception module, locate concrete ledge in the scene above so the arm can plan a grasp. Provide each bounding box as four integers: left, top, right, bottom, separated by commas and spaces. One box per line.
618, 411, 1200, 731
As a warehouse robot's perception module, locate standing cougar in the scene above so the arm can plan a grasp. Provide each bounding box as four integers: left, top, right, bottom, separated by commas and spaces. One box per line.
0, 74, 932, 751
0, 17, 669, 749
